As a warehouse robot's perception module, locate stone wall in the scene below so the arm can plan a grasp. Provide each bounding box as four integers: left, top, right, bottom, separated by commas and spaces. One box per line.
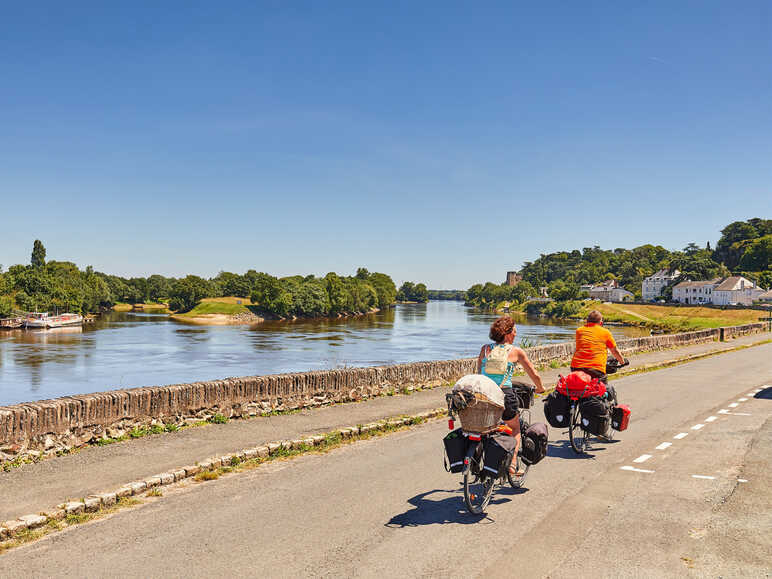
721, 322, 769, 340
0, 324, 768, 463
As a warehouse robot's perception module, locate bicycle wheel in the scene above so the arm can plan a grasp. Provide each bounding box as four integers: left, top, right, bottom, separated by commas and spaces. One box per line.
568, 405, 588, 454
463, 451, 495, 514
509, 417, 530, 488
507, 453, 529, 488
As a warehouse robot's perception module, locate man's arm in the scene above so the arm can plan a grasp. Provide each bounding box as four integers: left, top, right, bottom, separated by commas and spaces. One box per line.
609, 345, 626, 365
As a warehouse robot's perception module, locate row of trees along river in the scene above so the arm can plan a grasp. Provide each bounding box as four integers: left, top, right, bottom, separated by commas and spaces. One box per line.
0, 241, 429, 319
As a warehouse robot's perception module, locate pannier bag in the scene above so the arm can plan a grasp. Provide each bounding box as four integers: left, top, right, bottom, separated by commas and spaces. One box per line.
580, 396, 611, 436
521, 422, 549, 465
443, 428, 468, 473
611, 404, 631, 431
514, 383, 535, 409
453, 374, 505, 433
482, 432, 516, 478
543, 391, 570, 428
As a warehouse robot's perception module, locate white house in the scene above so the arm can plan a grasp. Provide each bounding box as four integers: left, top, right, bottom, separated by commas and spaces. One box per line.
610, 288, 634, 302
589, 280, 618, 301
672, 279, 721, 304
642, 269, 680, 301
588, 280, 632, 302
713, 276, 765, 306
758, 290, 772, 303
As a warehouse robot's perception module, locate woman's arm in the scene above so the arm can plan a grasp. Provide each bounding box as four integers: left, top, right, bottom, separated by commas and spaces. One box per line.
476, 345, 488, 373
511, 347, 545, 393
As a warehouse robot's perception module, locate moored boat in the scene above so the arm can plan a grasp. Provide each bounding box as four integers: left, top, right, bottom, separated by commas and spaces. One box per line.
0, 317, 24, 329
24, 312, 84, 329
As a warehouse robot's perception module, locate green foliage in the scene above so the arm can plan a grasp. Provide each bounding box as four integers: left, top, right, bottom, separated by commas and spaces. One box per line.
427, 289, 467, 300
249, 270, 395, 318
465, 280, 536, 309
31, 240, 46, 268
210, 413, 228, 424
738, 234, 772, 271
167, 275, 215, 312
396, 281, 429, 303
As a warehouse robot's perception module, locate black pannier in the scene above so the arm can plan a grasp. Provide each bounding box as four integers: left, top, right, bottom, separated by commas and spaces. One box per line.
443, 428, 468, 473
514, 383, 535, 410
482, 432, 516, 478
543, 391, 570, 428
521, 422, 549, 465
579, 396, 611, 436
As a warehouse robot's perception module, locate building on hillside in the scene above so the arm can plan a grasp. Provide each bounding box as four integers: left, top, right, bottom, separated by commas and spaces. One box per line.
642, 269, 680, 301
505, 271, 522, 286
672, 279, 721, 304
609, 288, 634, 302
712, 276, 765, 306
588, 279, 618, 301
757, 290, 772, 303
579, 284, 594, 295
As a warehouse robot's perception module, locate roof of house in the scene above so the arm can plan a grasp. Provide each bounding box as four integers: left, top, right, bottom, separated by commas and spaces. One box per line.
758, 290, 772, 300
645, 269, 679, 280
673, 279, 722, 289
592, 279, 617, 289
714, 276, 755, 292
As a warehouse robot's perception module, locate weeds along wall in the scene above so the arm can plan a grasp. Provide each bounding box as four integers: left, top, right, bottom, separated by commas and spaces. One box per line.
0, 324, 767, 462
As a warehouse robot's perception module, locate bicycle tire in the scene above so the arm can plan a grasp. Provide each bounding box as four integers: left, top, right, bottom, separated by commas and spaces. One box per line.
509, 416, 530, 488
463, 452, 495, 514
569, 405, 588, 454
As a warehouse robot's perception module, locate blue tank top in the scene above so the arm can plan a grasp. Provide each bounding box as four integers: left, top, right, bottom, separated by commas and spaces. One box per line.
480, 343, 516, 388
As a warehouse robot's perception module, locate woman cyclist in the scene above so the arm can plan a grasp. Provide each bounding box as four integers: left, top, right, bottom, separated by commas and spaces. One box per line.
477, 317, 545, 474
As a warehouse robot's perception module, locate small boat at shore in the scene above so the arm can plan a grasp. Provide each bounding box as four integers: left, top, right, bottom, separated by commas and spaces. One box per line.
0, 317, 24, 329
24, 312, 84, 329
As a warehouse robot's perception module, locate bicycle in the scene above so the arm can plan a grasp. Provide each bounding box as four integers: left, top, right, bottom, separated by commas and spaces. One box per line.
566, 359, 628, 454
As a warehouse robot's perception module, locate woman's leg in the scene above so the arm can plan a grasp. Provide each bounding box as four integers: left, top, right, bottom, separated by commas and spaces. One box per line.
504, 413, 522, 474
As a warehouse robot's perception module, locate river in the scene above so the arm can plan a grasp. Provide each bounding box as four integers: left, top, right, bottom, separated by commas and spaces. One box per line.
0, 301, 648, 405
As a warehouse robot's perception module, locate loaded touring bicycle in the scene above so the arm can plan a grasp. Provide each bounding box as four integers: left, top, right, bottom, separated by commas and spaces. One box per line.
444, 375, 548, 514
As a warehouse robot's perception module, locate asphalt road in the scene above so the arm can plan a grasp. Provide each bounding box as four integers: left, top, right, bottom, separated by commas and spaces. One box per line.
4, 344, 772, 578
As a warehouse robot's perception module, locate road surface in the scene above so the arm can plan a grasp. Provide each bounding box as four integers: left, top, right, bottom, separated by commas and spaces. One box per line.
3, 343, 771, 578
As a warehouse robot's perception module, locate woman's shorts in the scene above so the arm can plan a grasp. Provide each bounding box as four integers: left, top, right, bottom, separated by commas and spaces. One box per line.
501, 387, 519, 421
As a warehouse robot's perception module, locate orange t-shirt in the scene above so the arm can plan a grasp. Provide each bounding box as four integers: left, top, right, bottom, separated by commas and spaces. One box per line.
571, 323, 616, 372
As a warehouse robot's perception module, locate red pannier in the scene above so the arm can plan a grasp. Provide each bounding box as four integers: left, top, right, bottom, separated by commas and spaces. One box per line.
611, 404, 631, 431
556, 371, 606, 399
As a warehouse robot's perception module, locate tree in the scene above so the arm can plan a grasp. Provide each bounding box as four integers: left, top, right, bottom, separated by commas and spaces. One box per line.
739, 235, 772, 271
31, 240, 46, 268
168, 275, 213, 312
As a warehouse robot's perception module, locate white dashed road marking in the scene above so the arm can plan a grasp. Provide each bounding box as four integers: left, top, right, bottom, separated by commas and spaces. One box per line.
692, 475, 716, 480
705, 416, 717, 422
738, 398, 748, 402
655, 442, 672, 450
738, 479, 749, 483
674, 432, 689, 439
729, 403, 739, 408
633, 454, 652, 463
718, 409, 729, 414
620, 466, 654, 474
691, 424, 705, 430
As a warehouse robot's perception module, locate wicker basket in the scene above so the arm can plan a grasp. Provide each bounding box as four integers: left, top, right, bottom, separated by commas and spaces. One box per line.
457, 395, 504, 434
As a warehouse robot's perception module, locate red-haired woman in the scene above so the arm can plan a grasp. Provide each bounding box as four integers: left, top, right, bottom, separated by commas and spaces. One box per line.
477, 316, 545, 474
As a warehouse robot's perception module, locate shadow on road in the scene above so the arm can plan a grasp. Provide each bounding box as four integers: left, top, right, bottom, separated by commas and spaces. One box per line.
547, 440, 611, 459
754, 387, 772, 400
385, 485, 528, 528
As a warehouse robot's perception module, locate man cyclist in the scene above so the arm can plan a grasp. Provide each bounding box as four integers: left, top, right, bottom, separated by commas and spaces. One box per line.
570, 310, 627, 404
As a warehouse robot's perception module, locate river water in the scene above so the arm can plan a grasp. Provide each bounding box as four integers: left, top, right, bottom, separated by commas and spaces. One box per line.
0, 301, 648, 405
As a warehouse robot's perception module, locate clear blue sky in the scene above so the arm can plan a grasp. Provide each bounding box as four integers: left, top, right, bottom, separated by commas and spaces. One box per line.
1, 1, 770, 288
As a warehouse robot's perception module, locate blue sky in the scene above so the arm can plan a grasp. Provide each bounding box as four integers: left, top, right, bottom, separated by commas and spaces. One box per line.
1, 1, 770, 288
